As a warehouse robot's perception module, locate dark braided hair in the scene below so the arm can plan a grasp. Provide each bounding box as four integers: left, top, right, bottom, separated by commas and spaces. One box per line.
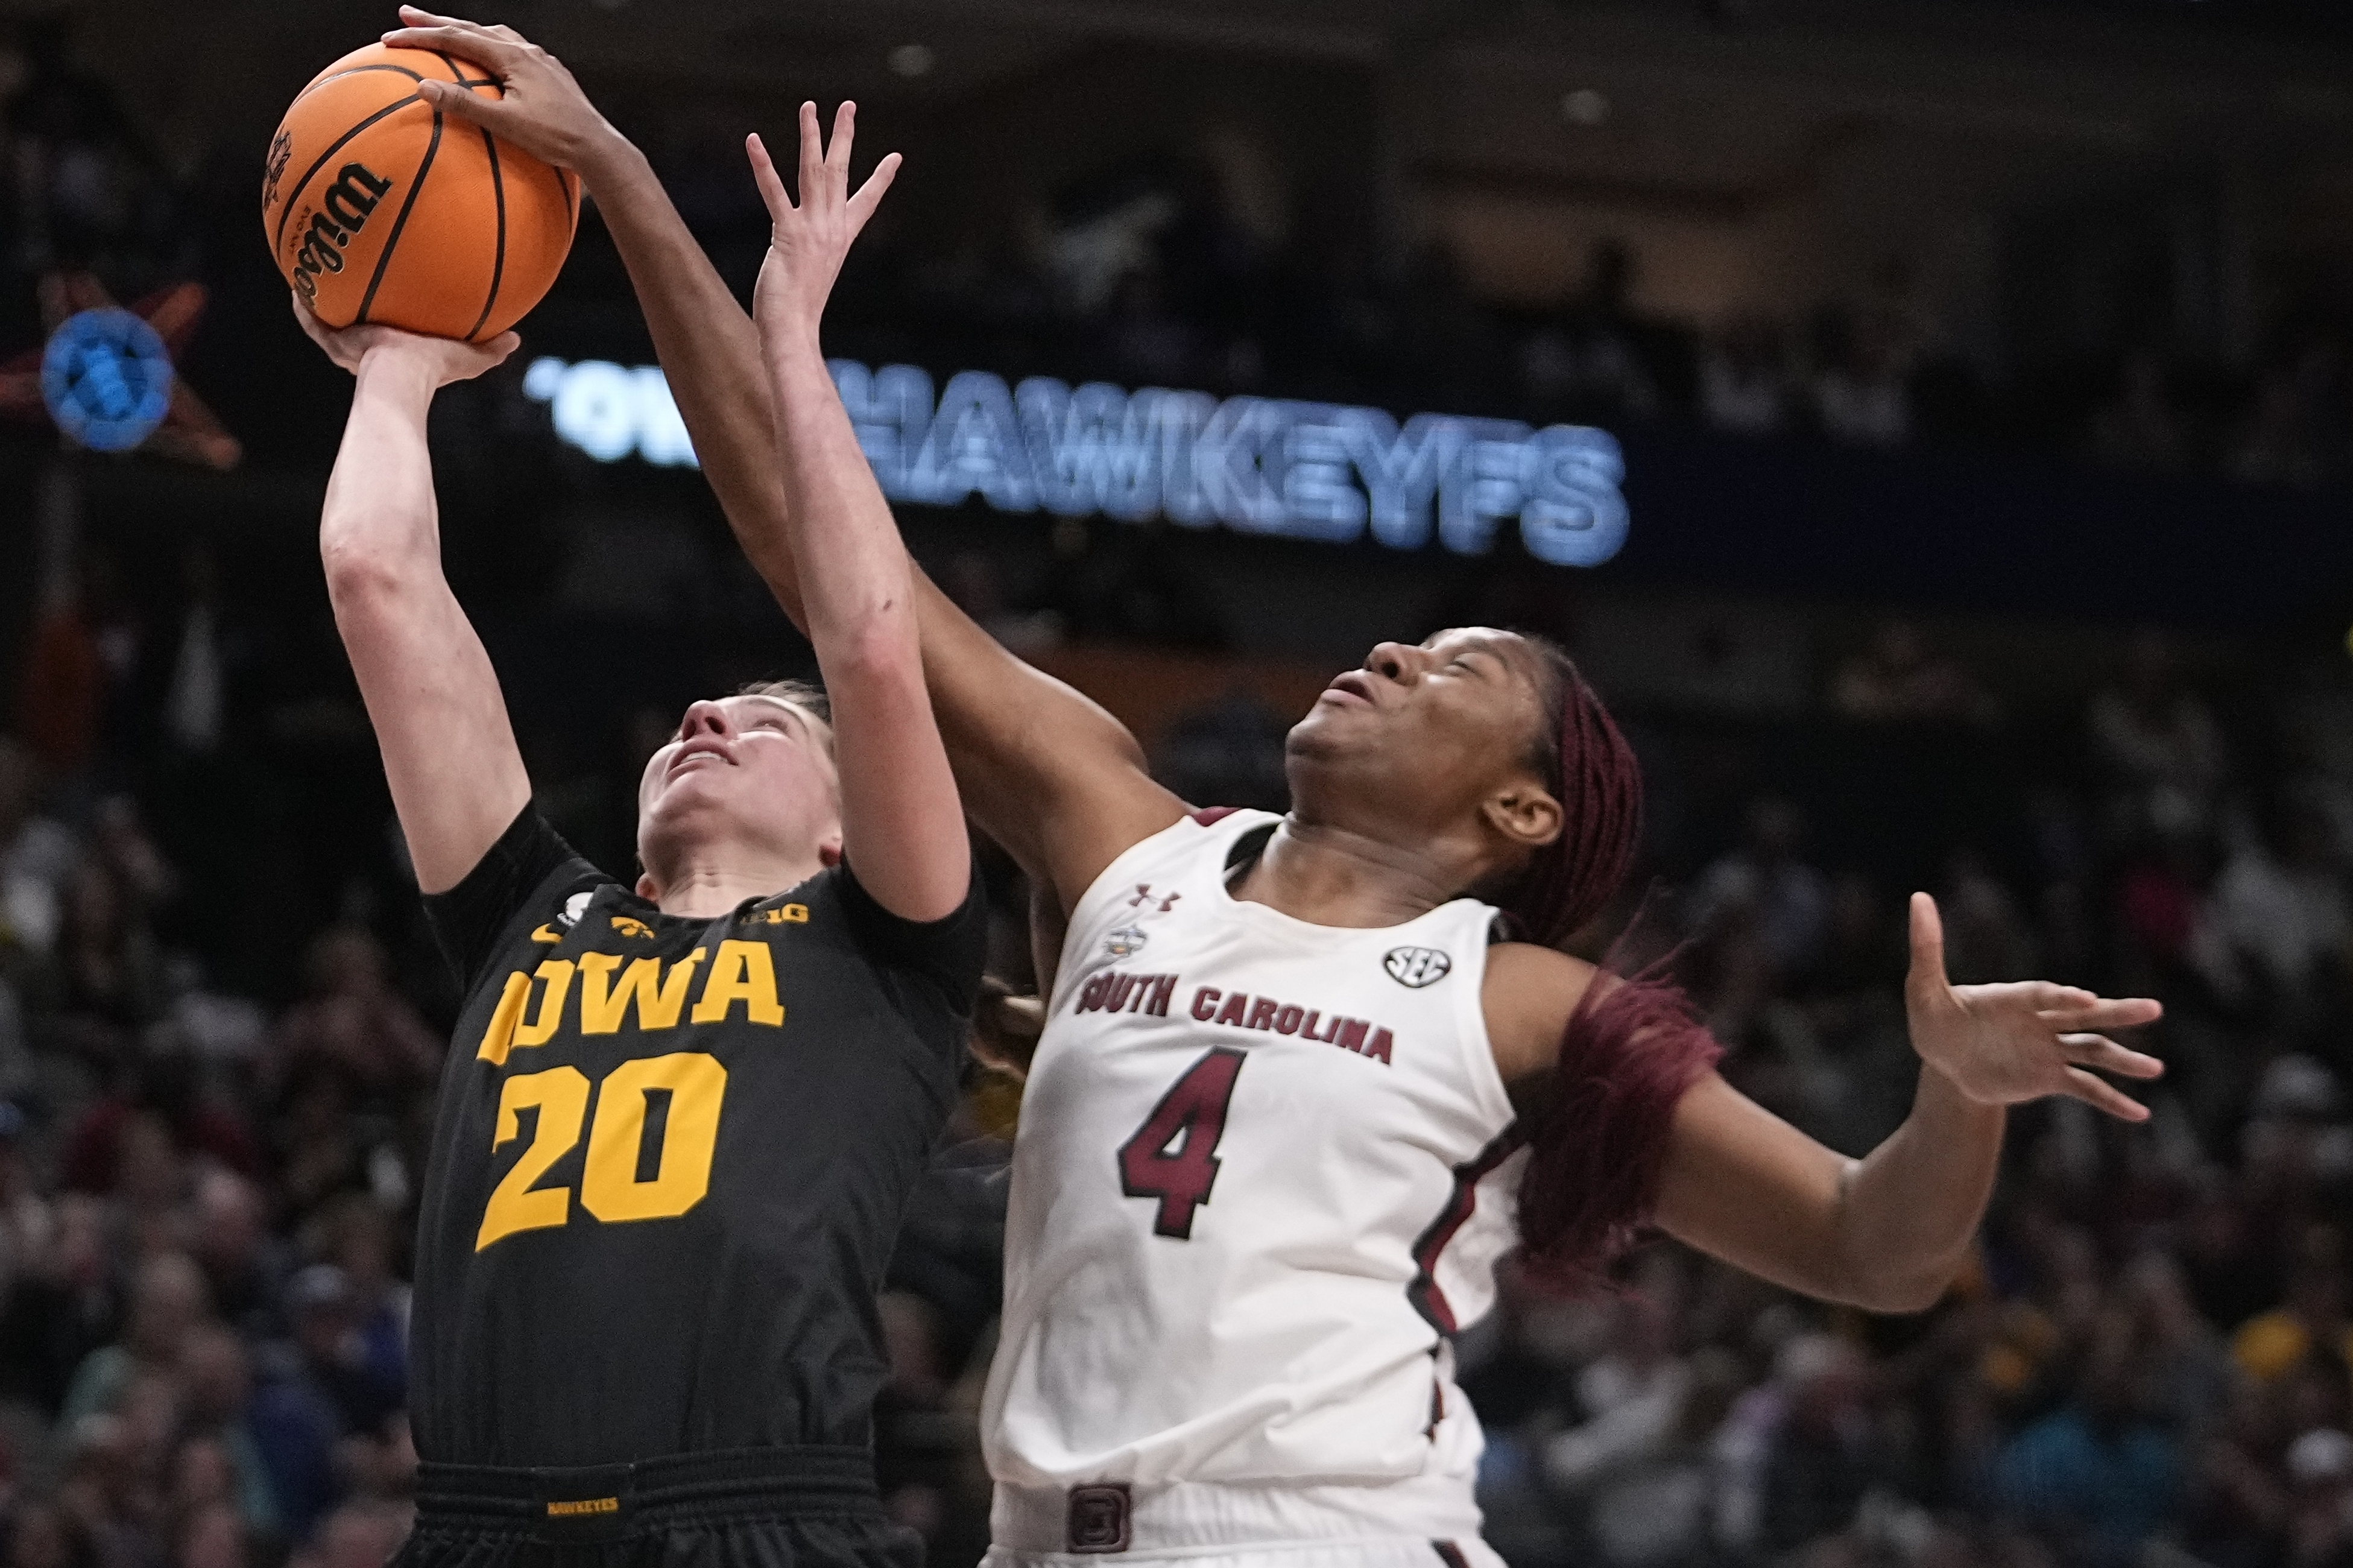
1491, 637, 1722, 1288
1498, 636, 1645, 950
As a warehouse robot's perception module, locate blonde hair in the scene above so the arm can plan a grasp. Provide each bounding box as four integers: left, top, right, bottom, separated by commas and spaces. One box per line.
735, 679, 833, 752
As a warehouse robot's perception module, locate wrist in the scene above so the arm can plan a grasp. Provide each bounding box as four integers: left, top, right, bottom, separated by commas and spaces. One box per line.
353, 346, 438, 402
1915, 1056, 2006, 1123
756, 309, 826, 362
573, 128, 646, 193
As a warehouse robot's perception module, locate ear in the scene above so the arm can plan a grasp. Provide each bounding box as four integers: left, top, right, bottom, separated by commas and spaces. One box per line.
634, 873, 660, 900
1482, 777, 1563, 855
818, 834, 844, 869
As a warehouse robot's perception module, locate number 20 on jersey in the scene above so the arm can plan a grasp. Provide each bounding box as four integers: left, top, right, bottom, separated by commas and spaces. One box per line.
477, 1052, 728, 1250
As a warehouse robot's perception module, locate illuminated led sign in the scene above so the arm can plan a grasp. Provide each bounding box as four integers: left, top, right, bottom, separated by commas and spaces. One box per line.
521, 356, 1629, 567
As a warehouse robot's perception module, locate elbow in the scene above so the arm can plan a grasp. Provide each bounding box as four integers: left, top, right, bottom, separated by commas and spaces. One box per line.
320, 534, 428, 608
820, 615, 923, 691
1843, 1259, 1959, 1317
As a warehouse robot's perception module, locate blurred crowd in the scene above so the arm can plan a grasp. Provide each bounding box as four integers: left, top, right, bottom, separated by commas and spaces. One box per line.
789, 163, 2353, 494
0, 726, 437, 1568
4, 20, 2353, 498
11, 479, 2353, 1568
1456, 628, 2353, 1568
5, 18, 2353, 1568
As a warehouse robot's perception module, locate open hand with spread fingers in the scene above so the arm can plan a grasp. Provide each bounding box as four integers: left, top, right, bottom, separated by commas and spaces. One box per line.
745, 103, 902, 349
1904, 891, 2164, 1120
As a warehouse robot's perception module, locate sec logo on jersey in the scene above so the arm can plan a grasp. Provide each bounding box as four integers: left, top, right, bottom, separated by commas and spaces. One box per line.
1383, 946, 1452, 987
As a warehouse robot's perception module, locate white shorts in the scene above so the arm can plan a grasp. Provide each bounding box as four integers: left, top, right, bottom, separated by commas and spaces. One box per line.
982, 1477, 1506, 1568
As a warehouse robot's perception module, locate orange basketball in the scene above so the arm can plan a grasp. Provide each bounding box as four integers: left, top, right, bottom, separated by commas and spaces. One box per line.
262, 44, 580, 341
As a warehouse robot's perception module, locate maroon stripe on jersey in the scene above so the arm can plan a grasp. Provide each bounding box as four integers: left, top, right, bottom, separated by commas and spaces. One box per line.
1407, 1127, 1525, 1336
1432, 1543, 1473, 1568
1191, 806, 1243, 826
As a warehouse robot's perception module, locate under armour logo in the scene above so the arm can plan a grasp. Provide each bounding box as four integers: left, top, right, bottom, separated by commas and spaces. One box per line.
1128, 884, 1182, 914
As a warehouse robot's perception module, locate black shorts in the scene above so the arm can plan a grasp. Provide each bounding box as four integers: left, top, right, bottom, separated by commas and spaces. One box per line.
395, 1447, 924, 1568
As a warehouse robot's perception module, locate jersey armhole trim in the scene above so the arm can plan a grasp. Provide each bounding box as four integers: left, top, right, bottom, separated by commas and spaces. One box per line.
1049, 810, 1277, 1013
467, 863, 607, 1004
1450, 908, 1520, 1134
1407, 1125, 1526, 1336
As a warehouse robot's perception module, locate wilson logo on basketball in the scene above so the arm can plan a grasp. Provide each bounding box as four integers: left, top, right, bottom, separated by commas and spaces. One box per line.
288, 162, 393, 306
1383, 947, 1452, 988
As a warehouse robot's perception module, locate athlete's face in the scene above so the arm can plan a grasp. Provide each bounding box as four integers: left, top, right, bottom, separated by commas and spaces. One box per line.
635, 695, 841, 883
1286, 627, 1561, 852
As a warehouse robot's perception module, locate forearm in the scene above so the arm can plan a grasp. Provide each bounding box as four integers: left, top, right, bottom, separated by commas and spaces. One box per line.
321, 355, 443, 583
580, 135, 1033, 747
318, 349, 529, 894
762, 324, 917, 662
579, 138, 809, 623
1831, 1064, 2006, 1309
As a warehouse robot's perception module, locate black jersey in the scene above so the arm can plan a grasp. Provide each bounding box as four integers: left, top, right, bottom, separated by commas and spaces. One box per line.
409, 808, 984, 1468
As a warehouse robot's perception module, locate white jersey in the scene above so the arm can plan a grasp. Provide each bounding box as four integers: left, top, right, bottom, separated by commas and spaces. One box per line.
981, 810, 1524, 1560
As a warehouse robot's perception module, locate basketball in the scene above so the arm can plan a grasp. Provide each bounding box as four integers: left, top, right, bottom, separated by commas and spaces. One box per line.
261, 43, 579, 341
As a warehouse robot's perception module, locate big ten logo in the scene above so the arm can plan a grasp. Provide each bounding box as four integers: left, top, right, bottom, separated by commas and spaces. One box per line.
289, 162, 392, 305
475, 940, 785, 1066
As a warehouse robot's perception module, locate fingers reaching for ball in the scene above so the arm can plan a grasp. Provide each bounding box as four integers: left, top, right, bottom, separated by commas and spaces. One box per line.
381, 10, 623, 175
746, 103, 902, 239
745, 131, 792, 229
291, 291, 518, 385
744, 103, 900, 342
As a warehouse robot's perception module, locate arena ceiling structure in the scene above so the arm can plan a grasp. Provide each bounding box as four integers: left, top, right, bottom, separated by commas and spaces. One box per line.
49, 0, 2353, 258
48, 0, 2353, 159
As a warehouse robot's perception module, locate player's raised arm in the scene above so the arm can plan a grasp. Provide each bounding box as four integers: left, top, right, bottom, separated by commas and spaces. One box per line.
297, 302, 530, 894
740, 105, 964, 922
1488, 893, 2162, 1313
381, 9, 1186, 911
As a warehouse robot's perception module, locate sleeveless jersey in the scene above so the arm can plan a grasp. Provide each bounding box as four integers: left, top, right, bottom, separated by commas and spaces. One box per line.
411, 807, 985, 1467
981, 809, 1524, 1496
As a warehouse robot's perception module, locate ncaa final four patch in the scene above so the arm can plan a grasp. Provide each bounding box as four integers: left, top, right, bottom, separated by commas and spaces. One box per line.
1384, 947, 1452, 987
1104, 926, 1149, 958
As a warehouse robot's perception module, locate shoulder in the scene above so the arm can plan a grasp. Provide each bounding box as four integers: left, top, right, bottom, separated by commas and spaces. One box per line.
1481, 941, 1601, 1084
1070, 807, 1268, 911
822, 861, 987, 1013
423, 808, 609, 998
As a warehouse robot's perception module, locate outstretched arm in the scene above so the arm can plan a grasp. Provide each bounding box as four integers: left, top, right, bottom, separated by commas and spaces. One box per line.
383, 9, 1186, 910
298, 303, 528, 894
1489, 894, 2162, 1313
741, 105, 964, 922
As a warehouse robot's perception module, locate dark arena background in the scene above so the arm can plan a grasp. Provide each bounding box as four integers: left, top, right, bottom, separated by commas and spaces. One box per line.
2, 0, 2353, 1563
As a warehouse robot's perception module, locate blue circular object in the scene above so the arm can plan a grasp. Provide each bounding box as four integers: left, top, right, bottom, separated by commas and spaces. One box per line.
40, 308, 174, 452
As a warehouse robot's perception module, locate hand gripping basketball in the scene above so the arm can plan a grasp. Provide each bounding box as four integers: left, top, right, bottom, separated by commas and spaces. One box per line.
264, 21, 581, 339
380, 8, 626, 176
291, 293, 516, 386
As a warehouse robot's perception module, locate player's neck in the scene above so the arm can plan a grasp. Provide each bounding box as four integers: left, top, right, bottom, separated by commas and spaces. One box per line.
1228, 818, 1465, 930
646, 849, 826, 919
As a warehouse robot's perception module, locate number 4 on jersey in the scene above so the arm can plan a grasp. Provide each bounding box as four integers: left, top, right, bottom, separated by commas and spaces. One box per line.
1118, 1047, 1246, 1239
